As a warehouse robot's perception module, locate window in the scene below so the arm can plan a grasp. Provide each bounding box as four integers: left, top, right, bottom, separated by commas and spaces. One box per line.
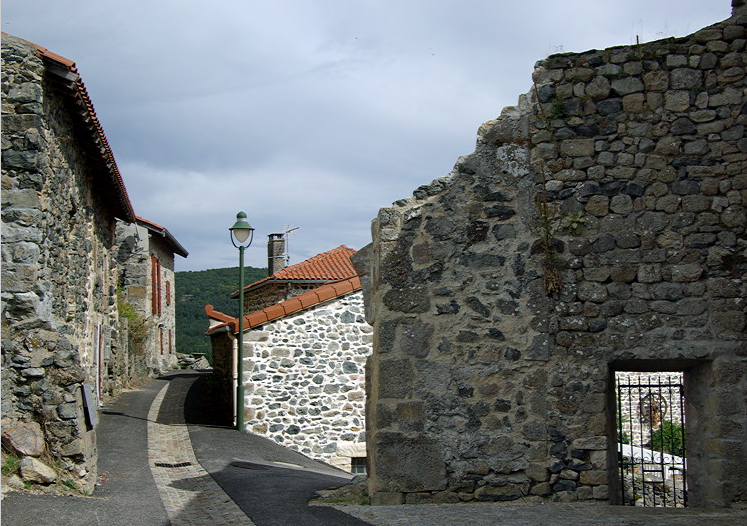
350, 457, 366, 475
166, 280, 171, 306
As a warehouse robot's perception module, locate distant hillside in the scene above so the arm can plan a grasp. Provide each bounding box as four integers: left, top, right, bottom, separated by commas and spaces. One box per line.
175, 266, 267, 362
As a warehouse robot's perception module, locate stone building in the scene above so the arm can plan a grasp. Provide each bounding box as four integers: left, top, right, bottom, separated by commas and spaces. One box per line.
1, 34, 136, 492
234, 242, 358, 313
116, 216, 189, 375
354, 2, 747, 508
206, 244, 372, 472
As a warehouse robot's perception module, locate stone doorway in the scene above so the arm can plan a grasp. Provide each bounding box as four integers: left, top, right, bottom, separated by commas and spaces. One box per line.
614, 371, 687, 507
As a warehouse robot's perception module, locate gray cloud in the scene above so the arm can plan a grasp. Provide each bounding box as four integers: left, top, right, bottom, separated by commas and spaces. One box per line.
3, 0, 731, 270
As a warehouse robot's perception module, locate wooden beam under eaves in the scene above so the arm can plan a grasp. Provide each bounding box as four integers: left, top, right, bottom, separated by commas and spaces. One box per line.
45, 61, 79, 83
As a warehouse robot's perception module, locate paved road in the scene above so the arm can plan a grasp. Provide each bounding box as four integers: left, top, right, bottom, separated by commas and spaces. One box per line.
1, 378, 170, 526
3, 371, 746, 525
1, 371, 368, 526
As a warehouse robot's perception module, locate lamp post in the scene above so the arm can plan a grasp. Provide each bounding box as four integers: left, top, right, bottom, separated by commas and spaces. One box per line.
230, 211, 254, 431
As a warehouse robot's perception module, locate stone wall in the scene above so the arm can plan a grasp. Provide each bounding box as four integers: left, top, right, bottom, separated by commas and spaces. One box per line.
116, 222, 178, 375
1, 34, 126, 492
358, 7, 746, 508
242, 291, 371, 471
207, 326, 236, 425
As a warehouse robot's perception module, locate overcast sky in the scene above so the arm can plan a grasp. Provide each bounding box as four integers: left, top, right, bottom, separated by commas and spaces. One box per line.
3, 1, 731, 271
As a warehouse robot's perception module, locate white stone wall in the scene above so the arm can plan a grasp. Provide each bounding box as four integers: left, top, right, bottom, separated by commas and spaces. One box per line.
616, 372, 685, 448
242, 290, 371, 472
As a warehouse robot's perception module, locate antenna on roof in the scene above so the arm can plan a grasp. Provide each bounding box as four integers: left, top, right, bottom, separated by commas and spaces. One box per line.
283, 226, 299, 266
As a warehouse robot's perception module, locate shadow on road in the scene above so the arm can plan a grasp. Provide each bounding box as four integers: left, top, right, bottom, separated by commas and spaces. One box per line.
172, 370, 371, 526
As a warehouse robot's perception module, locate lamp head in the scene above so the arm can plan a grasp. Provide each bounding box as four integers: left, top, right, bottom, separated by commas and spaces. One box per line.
230, 211, 254, 246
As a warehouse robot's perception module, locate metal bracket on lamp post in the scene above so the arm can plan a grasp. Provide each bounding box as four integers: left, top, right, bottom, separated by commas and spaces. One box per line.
230, 211, 254, 431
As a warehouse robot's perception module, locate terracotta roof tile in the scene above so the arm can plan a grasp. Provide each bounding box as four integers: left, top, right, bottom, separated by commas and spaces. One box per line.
136, 216, 166, 231
315, 287, 337, 303
282, 298, 304, 315
236, 245, 357, 295
298, 294, 318, 309
263, 304, 286, 320
246, 311, 269, 327
206, 276, 363, 334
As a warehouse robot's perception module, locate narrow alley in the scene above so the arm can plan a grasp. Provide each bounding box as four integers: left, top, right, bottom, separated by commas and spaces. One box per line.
3, 371, 745, 525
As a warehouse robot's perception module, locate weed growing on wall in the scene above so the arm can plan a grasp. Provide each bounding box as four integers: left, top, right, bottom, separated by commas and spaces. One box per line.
530, 81, 568, 294
117, 291, 149, 357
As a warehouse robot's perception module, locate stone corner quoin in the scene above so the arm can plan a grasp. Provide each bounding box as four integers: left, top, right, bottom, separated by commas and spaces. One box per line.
358, 7, 747, 508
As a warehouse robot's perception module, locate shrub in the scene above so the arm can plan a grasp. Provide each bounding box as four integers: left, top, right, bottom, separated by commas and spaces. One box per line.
650, 420, 685, 457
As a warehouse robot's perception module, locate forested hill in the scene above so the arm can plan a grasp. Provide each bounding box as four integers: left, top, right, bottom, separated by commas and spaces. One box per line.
175, 266, 267, 359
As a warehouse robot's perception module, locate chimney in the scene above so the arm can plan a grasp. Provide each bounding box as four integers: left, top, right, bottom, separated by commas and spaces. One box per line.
267, 233, 286, 276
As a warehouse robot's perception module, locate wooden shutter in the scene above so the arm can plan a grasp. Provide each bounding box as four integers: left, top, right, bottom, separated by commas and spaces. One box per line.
151, 255, 158, 314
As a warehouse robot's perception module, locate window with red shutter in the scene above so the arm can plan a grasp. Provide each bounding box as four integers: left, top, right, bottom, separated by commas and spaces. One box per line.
156, 258, 162, 316
151, 255, 158, 314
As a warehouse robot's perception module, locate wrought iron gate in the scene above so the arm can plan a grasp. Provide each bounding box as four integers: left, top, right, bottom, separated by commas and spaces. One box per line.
616, 373, 687, 507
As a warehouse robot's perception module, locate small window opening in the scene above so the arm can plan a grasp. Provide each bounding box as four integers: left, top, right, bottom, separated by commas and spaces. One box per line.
350, 457, 367, 475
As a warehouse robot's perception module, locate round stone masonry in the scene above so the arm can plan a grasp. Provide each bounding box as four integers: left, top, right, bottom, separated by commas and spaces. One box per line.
243, 291, 371, 472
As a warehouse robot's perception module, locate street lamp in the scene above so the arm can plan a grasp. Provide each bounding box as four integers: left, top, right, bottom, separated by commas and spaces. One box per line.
230, 211, 254, 431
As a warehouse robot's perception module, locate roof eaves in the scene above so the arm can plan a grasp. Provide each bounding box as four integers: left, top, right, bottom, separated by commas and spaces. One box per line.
207, 277, 362, 335
136, 216, 189, 258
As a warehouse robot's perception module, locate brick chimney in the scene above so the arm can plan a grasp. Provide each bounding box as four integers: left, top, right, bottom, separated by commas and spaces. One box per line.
267, 233, 286, 276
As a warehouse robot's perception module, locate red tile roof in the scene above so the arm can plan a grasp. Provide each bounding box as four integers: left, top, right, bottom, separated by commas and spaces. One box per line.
3, 33, 135, 223
232, 245, 357, 296
206, 276, 362, 334
2, 31, 135, 222
135, 216, 189, 258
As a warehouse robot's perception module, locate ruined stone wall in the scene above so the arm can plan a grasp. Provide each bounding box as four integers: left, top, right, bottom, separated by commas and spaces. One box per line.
360, 9, 746, 508
242, 291, 371, 471
1, 34, 123, 492
115, 221, 152, 381
115, 222, 178, 377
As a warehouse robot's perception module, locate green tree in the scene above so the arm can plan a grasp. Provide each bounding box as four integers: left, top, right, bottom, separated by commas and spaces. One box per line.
174, 265, 266, 362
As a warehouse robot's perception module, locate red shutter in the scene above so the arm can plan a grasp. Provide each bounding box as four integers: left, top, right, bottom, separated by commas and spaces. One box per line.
151, 255, 158, 314
156, 259, 162, 316
166, 281, 171, 306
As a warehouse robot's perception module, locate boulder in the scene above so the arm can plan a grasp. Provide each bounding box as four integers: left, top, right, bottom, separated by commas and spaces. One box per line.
20, 457, 56, 484
2, 422, 45, 457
